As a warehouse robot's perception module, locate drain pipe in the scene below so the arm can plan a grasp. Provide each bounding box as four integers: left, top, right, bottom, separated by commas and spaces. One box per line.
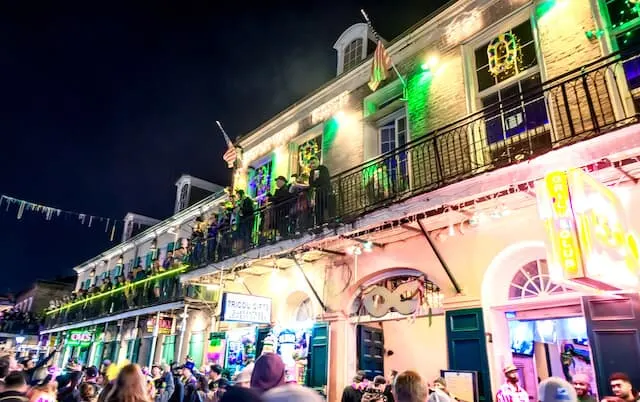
417, 219, 462, 294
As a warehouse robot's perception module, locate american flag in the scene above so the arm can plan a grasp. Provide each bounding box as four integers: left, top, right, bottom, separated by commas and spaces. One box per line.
217, 121, 237, 168
368, 40, 392, 92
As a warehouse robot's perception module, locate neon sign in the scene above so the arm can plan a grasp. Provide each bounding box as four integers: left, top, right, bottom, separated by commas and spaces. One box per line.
67, 330, 93, 347
536, 169, 640, 290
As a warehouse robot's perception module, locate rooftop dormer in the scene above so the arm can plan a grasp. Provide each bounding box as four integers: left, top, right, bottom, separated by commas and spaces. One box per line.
333, 23, 378, 76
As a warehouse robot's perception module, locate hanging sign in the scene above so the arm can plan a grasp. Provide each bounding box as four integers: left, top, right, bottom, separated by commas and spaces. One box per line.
361, 280, 422, 317
536, 169, 640, 290
146, 317, 173, 335
221, 293, 272, 324
67, 330, 93, 347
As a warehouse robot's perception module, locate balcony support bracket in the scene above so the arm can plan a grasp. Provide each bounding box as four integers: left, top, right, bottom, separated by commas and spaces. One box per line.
416, 219, 462, 295
288, 253, 329, 313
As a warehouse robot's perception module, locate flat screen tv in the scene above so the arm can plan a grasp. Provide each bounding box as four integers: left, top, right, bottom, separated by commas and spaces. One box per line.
508, 320, 535, 356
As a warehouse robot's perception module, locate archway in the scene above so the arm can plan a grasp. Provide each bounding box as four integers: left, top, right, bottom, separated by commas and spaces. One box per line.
345, 267, 447, 383
482, 242, 594, 400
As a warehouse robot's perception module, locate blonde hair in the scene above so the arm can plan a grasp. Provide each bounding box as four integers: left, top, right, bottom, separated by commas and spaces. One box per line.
393, 370, 428, 402
106, 364, 151, 402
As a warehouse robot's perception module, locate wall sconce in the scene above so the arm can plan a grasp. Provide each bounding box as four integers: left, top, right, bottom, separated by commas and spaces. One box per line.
89, 269, 96, 278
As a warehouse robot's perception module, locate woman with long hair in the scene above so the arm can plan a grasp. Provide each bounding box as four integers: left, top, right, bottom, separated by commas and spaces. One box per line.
105, 364, 151, 402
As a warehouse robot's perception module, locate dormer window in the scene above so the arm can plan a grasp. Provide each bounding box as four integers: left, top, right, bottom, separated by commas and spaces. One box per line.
334, 23, 377, 76
343, 38, 364, 72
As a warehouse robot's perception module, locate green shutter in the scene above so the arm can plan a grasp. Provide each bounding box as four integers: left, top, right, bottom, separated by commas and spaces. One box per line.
446, 308, 492, 402
93, 342, 104, 367
145, 253, 153, 268
307, 322, 329, 388
127, 338, 142, 364
188, 332, 205, 368
161, 335, 176, 365
167, 242, 175, 252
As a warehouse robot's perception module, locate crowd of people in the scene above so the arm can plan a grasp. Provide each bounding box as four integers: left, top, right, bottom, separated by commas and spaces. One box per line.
0, 310, 41, 334
46, 157, 335, 317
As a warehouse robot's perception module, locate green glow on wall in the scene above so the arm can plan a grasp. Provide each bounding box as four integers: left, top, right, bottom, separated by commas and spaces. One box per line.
406, 69, 433, 139
535, 0, 557, 20
323, 117, 339, 149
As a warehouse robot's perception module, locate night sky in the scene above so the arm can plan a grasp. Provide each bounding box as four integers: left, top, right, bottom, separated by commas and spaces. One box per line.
0, 1, 446, 293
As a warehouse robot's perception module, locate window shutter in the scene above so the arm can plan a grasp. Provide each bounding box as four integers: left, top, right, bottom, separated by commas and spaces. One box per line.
145, 253, 153, 268
307, 322, 329, 389
289, 142, 300, 176
167, 242, 175, 252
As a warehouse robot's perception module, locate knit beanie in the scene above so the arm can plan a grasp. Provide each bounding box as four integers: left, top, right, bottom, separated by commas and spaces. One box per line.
538, 377, 577, 402
249, 353, 286, 394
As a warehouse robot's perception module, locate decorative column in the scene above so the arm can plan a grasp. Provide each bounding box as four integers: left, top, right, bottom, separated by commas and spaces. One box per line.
176, 305, 189, 363
148, 311, 161, 366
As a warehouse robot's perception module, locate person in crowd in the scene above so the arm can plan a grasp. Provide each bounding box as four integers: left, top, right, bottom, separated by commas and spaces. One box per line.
195, 374, 209, 402
167, 365, 183, 402
219, 386, 263, 402
362, 375, 388, 402
150, 366, 168, 402
392, 370, 428, 402
180, 365, 199, 402
249, 353, 285, 394
609, 373, 639, 402
262, 383, 323, 402
79, 383, 98, 402
83, 366, 102, 395
341, 371, 367, 402
495, 365, 529, 402
23, 345, 60, 384
207, 365, 228, 395
384, 370, 398, 402
428, 377, 453, 402
308, 156, 332, 225
28, 369, 57, 402
58, 359, 84, 402
0, 372, 28, 402
105, 364, 150, 402
538, 377, 577, 402
0, 356, 12, 390
270, 176, 292, 238
572, 373, 597, 402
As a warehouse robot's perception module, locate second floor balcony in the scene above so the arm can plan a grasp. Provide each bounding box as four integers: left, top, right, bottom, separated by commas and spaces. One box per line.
44, 264, 218, 329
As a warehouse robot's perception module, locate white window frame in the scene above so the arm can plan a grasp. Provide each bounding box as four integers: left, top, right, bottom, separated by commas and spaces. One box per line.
247, 153, 274, 202
375, 107, 411, 191
289, 123, 324, 177
343, 38, 364, 72
462, 5, 552, 158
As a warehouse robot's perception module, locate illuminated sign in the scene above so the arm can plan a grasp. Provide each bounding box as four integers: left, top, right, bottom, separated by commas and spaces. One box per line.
67, 330, 93, 347
310, 91, 349, 124
146, 317, 173, 335
536, 169, 640, 290
220, 292, 271, 324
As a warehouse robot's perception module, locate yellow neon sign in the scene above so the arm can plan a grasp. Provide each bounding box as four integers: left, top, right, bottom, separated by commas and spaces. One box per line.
537, 169, 640, 290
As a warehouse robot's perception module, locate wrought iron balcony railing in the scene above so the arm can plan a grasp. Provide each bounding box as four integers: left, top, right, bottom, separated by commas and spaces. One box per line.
46, 48, 640, 329
44, 264, 218, 329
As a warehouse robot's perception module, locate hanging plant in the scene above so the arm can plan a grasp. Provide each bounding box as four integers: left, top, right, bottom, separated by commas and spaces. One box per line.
487, 32, 519, 77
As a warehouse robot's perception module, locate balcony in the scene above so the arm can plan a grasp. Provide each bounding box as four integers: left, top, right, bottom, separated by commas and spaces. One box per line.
44, 264, 218, 329
47, 48, 640, 328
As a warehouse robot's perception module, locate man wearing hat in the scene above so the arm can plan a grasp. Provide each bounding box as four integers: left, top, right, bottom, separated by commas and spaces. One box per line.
496, 364, 529, 402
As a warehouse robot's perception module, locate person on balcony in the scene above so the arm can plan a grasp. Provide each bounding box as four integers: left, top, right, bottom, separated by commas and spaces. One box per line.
270, 176, 292, 239
206, 214, 221, 262
308, 156, 332, 226
235, 190, 255, 250
151, 259, 165, 299
290, 173, 310, 234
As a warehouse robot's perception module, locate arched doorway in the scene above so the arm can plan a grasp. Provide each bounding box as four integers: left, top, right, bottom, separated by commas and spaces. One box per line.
346, 268, 446, 382
483, 243, 596, 400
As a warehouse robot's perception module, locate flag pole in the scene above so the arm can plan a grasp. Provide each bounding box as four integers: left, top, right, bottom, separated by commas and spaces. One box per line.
361, 9, 406, 89
215, 120, 237, 192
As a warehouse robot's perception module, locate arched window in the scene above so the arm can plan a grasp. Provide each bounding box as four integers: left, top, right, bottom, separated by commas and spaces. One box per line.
343, 38, 364, 72
295, 298, 314, 322
508, 259, 572, 300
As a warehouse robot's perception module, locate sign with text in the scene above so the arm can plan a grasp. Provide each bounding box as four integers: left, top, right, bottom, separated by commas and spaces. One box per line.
67, 330, 93, 347
536, 169, 640, 290
146, 317, 173, 335
220, 292, 271, 324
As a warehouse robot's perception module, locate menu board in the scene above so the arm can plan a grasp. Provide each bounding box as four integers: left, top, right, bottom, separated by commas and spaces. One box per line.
440, 370, 478, 402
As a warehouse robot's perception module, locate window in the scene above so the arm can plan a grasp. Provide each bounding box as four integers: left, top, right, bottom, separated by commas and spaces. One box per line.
343, 39, 363, 72
508, 259, 571, 300
475, 20, 538, 92
248, 159, 273, 206
295, 298, 314, 322
605, 1, 640, 92
474, 19, 548, 144
605, 0, 640, 31
378, 112, 409, 190
294, 135, 322, 177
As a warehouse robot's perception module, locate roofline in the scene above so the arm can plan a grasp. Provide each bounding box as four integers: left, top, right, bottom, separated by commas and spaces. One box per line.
73, 190, 228, 274
236, 0, 461, 147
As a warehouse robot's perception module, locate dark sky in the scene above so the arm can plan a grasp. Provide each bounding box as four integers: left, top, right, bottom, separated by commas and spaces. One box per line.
0, 1, 447, 293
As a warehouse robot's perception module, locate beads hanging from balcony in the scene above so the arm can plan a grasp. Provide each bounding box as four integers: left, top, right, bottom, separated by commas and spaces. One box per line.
487, 32, 519, 77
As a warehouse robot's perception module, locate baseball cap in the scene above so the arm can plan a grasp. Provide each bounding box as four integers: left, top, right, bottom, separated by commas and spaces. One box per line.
538, 377, 577, 402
